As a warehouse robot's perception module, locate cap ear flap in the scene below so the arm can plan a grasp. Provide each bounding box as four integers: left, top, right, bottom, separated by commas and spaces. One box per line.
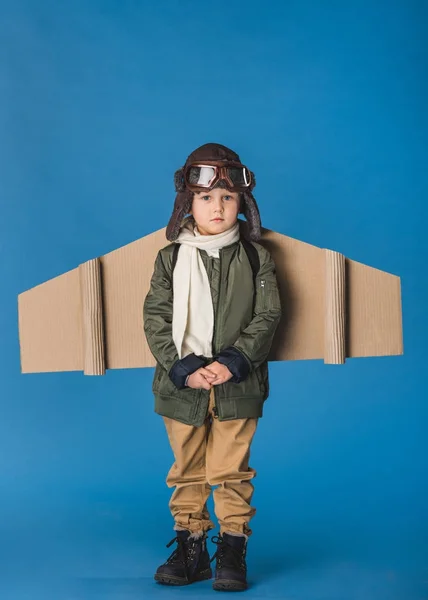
241, 191, 262, 242
174, 167, 186, 192
238, 193, 245, 213
165, 190, 194, 241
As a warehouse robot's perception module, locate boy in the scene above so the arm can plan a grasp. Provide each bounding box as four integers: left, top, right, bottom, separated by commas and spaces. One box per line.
143, 143, 282, 591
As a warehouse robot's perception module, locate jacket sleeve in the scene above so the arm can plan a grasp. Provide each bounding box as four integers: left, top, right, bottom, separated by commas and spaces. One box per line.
214, 247, 282, 383
143, 249, 206, 389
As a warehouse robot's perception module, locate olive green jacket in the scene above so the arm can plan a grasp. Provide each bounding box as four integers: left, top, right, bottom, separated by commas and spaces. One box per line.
143, 238, 282, 426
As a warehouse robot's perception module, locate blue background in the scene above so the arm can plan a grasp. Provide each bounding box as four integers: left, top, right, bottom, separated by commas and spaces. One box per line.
1, 1, 427, 598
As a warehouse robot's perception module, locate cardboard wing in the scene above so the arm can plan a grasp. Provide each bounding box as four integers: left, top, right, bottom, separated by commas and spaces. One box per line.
17, 220, 403, 375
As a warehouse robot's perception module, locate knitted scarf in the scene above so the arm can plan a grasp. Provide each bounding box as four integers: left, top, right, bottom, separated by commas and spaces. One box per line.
172, 216, 240, 359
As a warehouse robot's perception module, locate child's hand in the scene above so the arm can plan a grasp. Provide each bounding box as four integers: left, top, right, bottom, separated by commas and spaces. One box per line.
187, 367, 218, 390
202, 361, 233, 386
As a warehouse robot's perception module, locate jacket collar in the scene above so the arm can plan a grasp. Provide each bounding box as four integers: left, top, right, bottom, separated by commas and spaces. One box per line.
199, 239, 241, 256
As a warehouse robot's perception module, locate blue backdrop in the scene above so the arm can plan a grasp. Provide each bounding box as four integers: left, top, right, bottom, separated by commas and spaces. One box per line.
1, 1, 427, 599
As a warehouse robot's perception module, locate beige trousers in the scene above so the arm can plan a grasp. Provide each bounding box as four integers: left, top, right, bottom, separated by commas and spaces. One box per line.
162, 388, 258, 537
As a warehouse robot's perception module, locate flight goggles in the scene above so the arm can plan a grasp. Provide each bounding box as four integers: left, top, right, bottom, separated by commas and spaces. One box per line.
183, 161, 252, 192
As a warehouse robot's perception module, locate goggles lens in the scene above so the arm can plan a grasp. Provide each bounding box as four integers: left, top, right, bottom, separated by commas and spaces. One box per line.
227, 166, 251, 187
187, 166, 217, 186
186, 165, 251, 189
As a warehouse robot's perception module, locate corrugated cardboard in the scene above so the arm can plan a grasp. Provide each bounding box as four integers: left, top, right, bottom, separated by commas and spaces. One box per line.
17, 219, 403, 374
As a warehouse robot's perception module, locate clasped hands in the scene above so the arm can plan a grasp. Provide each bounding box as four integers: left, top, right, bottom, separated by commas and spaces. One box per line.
186, 361, 233, 390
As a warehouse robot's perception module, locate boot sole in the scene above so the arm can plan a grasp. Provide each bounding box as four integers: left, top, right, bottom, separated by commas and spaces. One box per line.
154, 568, 212, 586
213, 579, 247, 592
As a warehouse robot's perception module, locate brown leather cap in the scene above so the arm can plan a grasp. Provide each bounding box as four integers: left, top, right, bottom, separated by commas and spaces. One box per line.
166, 143, 261, 242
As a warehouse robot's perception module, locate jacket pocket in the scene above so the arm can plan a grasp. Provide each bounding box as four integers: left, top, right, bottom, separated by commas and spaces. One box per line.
153, 363, 199, 407
255, 361, 269, 399
223, 367, 263, 399
259, 278, 267, 309
258, 277, 281, 313
172, 393, 200, 423
152, 363, 163, 393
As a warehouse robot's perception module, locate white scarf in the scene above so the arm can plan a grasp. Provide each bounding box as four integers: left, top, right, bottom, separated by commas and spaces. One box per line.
172, 216, 240, 359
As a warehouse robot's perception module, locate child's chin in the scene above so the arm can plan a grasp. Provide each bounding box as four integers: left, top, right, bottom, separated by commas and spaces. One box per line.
211, 225, 227, 234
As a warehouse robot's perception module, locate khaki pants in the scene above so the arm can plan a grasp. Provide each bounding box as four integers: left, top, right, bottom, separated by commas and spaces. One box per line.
162, 388, 258, 537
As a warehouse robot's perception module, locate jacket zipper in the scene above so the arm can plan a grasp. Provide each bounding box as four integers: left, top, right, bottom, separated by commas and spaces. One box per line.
213, 251, 223, 355
212, 250, 223, 419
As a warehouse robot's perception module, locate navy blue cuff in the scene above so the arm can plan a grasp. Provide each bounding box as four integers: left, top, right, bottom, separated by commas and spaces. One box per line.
169, 353, 207, 389
213, 346, 251, 383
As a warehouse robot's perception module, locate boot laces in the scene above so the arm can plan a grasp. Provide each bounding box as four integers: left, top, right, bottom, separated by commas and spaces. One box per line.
210, 535, 246, 572
164, 535, 200, 579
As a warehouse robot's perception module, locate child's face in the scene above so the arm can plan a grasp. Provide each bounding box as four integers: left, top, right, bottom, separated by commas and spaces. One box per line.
190, 188, 240, 236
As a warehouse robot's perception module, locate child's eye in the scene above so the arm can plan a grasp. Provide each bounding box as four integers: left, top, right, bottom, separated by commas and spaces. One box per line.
224, 195, 232, 201
202, 195, 210, 201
